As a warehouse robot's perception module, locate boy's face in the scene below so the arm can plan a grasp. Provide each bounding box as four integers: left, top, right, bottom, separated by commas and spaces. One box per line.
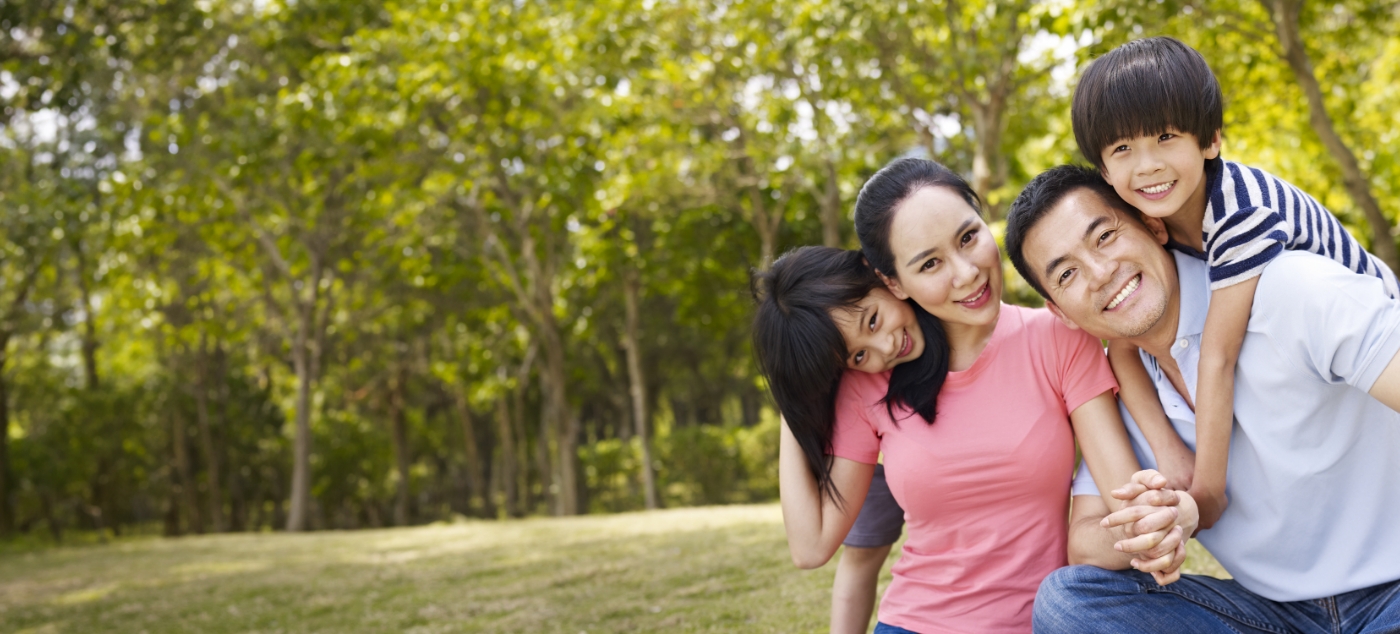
830, 287, 926, 374
1099, 128, 1221, 220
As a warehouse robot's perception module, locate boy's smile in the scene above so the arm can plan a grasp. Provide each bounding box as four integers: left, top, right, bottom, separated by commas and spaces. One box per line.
1099, 129, 1221, 240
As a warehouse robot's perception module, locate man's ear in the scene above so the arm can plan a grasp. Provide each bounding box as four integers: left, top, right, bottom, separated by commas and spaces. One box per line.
1140, 214, 1172, 246
876, 270, 910, 300
1044, 300, 1082, 331
1203, 129, 1222, 160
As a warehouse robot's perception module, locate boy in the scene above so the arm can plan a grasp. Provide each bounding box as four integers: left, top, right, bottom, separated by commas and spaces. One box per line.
1071, 36, 1398, 529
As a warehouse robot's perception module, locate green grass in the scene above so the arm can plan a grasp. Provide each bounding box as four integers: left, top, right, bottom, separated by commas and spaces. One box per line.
0, 504, 1227, 633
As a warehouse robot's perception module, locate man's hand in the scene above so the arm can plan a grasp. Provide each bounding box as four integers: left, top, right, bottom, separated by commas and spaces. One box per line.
1103, 470, 1198, 584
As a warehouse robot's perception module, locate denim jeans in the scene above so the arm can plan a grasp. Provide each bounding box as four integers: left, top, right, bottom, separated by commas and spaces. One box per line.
873, 623, 919, 634
1033, 565, 1400, 634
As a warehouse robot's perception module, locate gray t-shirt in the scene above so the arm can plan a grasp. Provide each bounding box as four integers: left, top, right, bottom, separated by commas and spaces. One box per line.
1072, 250, 1400, 601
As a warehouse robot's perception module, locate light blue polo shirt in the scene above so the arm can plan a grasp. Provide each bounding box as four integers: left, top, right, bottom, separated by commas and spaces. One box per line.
1072, 250, 1400, 601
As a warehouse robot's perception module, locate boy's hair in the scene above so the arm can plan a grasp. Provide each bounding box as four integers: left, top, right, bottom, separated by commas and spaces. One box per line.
1072, 36, 1223, 171
1004, 165, 1141, 299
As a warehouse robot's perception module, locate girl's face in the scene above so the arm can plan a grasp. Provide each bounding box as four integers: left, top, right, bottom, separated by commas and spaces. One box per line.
882, 186, 1002, 330
830, 287, 925, 374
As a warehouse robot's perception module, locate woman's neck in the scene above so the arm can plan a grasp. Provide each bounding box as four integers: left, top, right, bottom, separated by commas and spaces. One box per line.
943, 314, 998, 373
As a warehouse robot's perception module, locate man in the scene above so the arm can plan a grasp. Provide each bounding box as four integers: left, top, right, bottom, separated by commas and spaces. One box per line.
1002, 165, 1400, 632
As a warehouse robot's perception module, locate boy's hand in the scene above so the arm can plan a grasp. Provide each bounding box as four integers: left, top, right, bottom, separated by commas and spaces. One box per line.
1187, 483, 1228, 531
1154, 443, 1196, 492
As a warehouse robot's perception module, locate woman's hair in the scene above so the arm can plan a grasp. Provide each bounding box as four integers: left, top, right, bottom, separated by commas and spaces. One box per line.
751, 245, 948, 505
851, 157, 976, 428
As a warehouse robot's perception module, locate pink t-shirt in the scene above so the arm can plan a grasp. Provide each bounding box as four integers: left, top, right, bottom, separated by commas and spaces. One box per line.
831, 304, 1117, 633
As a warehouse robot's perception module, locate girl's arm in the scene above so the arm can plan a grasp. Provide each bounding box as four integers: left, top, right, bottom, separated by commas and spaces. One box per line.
779, 418, 875, 569
1107, 339, 1196, 491
1068, 389, 1143, 513
1191, 277, 1257, 530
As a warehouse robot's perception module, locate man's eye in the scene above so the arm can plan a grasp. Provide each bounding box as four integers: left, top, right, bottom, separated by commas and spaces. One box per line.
1058, 269, 1074, 285
920, 258, 940, 272
1099, 230, 1115, 244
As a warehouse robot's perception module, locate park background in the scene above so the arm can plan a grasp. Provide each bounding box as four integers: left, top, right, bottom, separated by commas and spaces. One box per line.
0, 0, 1392, 631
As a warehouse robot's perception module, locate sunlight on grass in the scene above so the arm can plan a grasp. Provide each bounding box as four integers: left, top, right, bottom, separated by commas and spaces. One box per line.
0, 504, 1228, 633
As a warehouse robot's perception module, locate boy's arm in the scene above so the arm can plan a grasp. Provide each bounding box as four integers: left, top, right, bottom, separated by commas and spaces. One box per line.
1067, 390, 1142, 512
1191, 277, 1257, 531
1066, 470, 1196, 585
1107, 340, 1195, 490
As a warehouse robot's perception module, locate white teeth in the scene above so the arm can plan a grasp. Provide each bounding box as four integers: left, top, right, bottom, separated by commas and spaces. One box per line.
1140, 181, 1174, 194
1107, 276, 1140, 310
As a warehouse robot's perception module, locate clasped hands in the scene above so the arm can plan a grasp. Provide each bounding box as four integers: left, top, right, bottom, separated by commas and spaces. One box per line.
1101, 469, 1200, 585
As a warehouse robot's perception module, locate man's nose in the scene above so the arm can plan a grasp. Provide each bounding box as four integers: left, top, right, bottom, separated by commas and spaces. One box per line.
1083, 255, 1117, 288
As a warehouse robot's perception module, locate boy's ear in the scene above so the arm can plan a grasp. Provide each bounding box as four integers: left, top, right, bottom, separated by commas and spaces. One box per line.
876, 270, 910, 300
1203, 129, 1222, 160
1045, 300, 1081, 331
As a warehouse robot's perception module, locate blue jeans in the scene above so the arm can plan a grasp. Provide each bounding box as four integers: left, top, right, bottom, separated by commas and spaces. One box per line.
873, 623, 918, 634
1033, 565, 1400, 634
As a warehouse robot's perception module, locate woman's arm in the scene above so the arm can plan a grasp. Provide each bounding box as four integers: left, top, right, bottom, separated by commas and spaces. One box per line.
1067, 390, 1142, 513
779, 417, 875, 569
1107, 341, 1195, 491
1068, 471, 1197, 585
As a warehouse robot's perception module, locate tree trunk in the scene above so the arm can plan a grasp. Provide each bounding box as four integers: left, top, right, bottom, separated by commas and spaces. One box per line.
1265, 0, 1400, 275
388, 360, 411, 526
193, 339, 225, 532
171, 408, 202, 534
512, 347, 536, 513
819, 159, 843, 248
286, 322, 313, 532
537, 316, 578, 516
495, 398, 518, 516
453, 393, 488, 517
621, 271, 660, 510
0, 336, 11, 535
967, 96, 1008, 219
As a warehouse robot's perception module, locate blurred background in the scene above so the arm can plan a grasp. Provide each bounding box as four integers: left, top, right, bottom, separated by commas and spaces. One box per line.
1, 0, 1397, 540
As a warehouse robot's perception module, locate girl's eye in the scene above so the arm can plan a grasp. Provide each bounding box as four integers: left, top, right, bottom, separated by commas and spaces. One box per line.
920, 258, 940, 272
961, 229, 978, 246
868, 312, 877, 331
853, 350, 866, 364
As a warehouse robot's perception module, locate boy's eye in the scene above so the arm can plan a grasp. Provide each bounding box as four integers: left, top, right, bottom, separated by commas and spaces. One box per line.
920, 258, 940, 272
1159, 133, 1175, 142
1112, 144, 1129, 154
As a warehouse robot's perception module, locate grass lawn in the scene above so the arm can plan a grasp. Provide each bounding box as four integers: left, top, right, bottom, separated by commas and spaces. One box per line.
0, 503, 1227, 633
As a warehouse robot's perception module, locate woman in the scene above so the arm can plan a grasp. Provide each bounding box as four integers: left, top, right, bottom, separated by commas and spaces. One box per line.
760, 158, 1186, 633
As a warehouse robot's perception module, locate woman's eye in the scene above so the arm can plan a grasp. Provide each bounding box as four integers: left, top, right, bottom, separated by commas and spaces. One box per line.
920, 258, 939, 272
961, 229, 977, 246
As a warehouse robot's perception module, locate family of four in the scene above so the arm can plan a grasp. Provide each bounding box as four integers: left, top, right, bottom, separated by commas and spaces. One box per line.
751, 37, 1400, 633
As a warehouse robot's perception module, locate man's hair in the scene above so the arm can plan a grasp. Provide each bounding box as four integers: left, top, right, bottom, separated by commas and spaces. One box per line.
1072, 36, 1223, 171
1004, 165, 1141, 299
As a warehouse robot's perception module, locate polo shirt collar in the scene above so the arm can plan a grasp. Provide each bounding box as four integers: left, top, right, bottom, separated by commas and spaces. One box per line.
1172, 250, 1211, 343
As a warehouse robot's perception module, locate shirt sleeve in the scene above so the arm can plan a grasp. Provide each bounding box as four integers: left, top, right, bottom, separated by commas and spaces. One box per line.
1203, 205, 1289, 291
1254, 252, 1400, 392
1070, 458, 1099, 497
828, 372, 882, 464
1049, 318, 1120, 414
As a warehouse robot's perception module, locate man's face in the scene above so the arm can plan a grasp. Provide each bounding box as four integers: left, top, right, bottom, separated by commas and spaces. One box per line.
1020, 188, 1178, 341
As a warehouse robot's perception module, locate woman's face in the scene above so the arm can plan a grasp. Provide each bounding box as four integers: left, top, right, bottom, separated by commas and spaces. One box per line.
882, 186, 1002, 329
830, 287, 925, 374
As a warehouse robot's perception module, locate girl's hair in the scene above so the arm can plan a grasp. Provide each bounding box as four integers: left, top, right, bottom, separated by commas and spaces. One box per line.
751, 245, 948, 505
852, 157, 976, 428
752, 247, 877, 506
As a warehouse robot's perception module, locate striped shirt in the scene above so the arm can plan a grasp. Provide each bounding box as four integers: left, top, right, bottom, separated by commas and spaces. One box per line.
1202, 157, 1399, 297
